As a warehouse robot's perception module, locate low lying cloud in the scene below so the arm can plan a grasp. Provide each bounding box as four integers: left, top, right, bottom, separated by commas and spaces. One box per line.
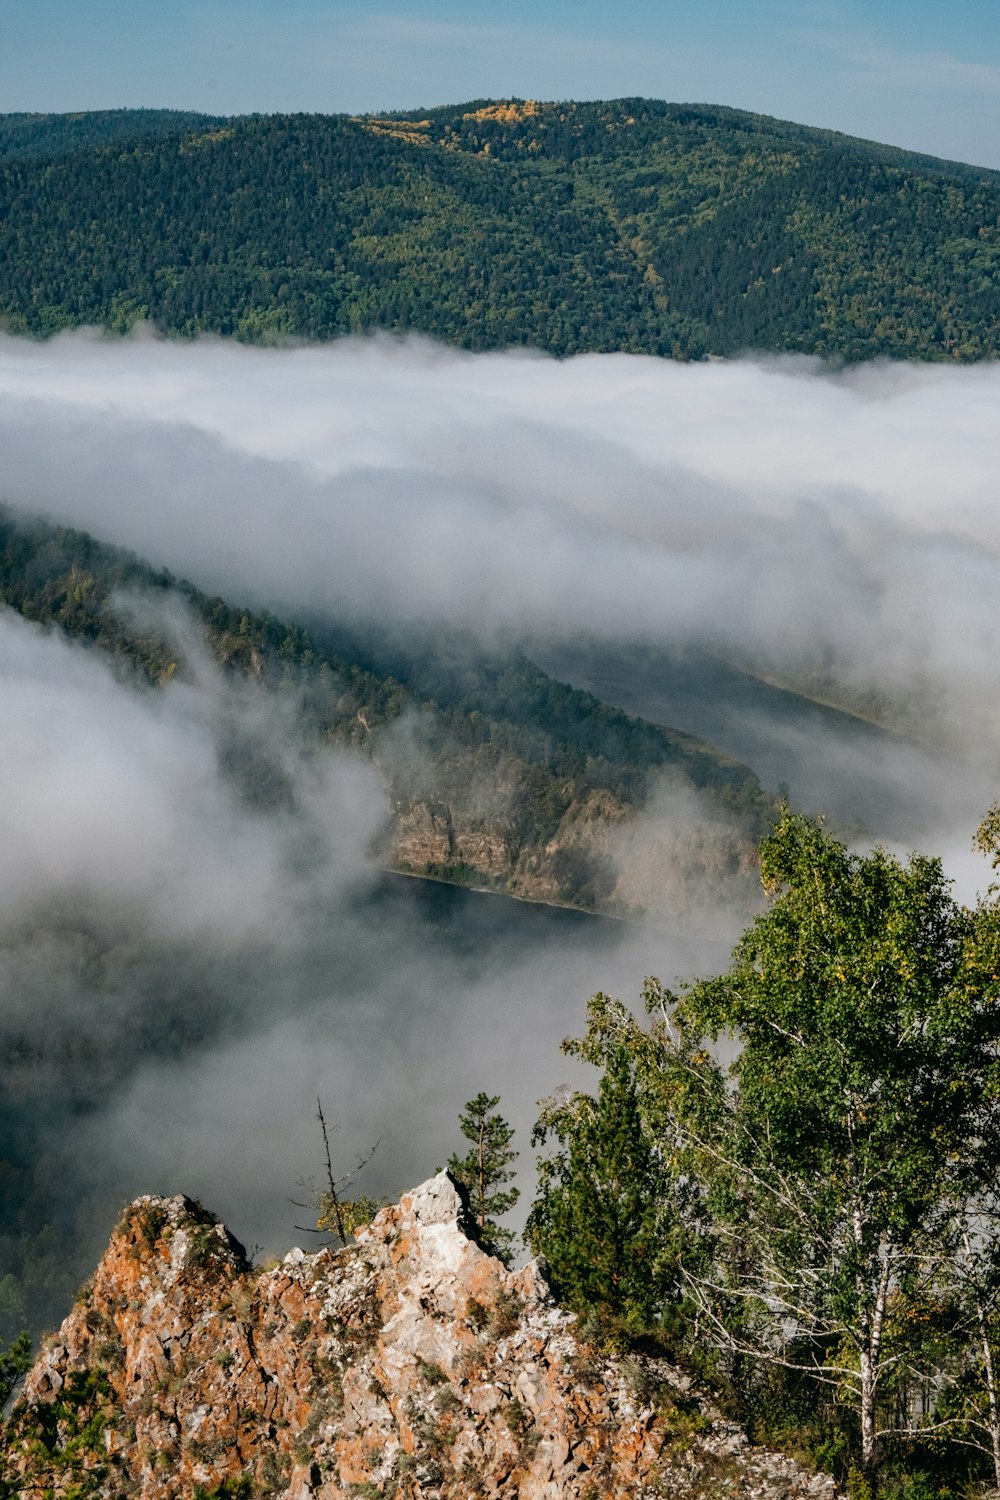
2, 331, 1000, 772
0, 605, 383, 953
0, 593, 731, 1316
4, 330, 1000, 1320
69, 908, 723, 1266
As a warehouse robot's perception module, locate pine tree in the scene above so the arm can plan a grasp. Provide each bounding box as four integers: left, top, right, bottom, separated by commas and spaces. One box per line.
0, 1331, 30, 1408
525, 1044, 663, 1332
448, 1093, 519, 1265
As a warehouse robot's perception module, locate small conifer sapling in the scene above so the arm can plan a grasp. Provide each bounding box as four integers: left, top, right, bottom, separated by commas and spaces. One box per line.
448, 1093, 519, 1265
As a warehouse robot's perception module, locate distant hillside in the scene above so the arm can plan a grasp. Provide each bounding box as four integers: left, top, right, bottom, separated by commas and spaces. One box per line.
2, 99, 1000, 358
0, 505, 773, 919
0, 108, 221, 162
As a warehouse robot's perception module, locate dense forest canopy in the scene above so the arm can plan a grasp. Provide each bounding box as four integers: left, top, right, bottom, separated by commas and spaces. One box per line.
0, 109, 221, 163
529, 812, 1000, 1496
2, 98, 1000, 359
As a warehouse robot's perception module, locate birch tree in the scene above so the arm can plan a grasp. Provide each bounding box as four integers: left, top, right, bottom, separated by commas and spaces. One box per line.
544, 814, 1000, 1481
674, 813, 1000, 1476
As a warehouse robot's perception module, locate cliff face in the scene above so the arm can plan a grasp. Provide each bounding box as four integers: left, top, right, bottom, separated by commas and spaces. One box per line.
3, 1175, 840, 1500
389, 786, 761, 924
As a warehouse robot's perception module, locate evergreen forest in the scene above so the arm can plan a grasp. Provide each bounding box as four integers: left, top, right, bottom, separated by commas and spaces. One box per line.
2, 98, 1000, 360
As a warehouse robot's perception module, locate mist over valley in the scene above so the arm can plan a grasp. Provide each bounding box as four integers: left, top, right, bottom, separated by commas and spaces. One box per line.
5, 54, 1000, 1488
1, 329, 999, 1356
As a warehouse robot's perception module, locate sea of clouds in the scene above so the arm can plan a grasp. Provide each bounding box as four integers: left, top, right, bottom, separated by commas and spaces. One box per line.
2, 330, 1000, 1288
3, 331, 1000, 751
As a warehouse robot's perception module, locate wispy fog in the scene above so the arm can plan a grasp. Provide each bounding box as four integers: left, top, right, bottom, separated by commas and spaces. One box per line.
0, 593, 725, 1319
0, 607, 382, 950
2, 331, 1000, 767
2, 330, 1000, 1310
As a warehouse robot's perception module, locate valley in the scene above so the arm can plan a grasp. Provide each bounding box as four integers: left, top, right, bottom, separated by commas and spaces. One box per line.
4, 81, 1000, 1494
530, 637, 996, 847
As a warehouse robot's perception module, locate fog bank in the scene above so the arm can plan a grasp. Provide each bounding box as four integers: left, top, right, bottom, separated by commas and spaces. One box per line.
0, 603, 728, 1328
2, 331, 999, 768
3, 331, 1000, 1322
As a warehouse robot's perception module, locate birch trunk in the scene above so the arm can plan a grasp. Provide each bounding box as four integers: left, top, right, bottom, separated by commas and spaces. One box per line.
965, 1228, 1000, 1490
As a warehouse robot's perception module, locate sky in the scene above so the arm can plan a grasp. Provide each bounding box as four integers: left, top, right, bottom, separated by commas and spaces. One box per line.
3, 0, 1000, 168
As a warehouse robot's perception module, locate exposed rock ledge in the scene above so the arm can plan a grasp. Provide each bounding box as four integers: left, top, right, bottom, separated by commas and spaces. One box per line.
3, 1174, 841, 1499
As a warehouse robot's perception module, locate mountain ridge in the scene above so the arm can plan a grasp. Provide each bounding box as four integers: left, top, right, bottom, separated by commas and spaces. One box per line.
381, 95, 1000, 179
0, 1174, 842, 1499
0, 502, 773, 922
3, 98, 1000, 359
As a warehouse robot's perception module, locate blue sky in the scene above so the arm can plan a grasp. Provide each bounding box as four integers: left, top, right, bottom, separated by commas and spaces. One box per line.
3, 0, 1000, 168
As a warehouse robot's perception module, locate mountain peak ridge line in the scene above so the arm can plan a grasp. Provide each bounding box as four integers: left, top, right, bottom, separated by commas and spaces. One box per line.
3, 1173, 841, 1498
2, 97, 999, 361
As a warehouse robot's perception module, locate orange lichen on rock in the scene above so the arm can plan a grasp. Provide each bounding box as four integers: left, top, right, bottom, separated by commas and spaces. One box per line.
2, 1175, 841, 1499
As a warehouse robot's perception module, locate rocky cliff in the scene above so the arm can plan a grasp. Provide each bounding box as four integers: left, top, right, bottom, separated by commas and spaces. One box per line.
388, 785, 762, 926
2, 1175, 840, 1499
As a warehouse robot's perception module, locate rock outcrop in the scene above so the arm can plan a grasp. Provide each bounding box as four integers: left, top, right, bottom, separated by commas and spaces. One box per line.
388, 787, 761, 926
2, 1174, 841, 1499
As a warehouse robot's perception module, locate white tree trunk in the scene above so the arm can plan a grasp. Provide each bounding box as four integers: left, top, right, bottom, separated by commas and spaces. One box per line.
859, 1346, 877, 1473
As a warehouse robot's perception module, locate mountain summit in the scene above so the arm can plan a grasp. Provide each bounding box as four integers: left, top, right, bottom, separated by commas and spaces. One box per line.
2, 98, 999, 360
4, 1174, 839, 1497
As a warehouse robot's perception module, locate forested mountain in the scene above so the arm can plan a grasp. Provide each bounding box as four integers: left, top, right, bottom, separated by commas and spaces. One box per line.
0, 504, 772, 912
0, 109, 220, 163
2, 98, 1000, 358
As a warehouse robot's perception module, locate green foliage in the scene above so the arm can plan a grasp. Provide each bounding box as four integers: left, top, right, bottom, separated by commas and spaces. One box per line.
317, 1194, 384, 1239
299, 1099, 385, 1249
10, 1367, 114, 1490
448, 1092, 519, 1264
2, 98, 1000, 361
193, 1478, 253, 1500
0, 1331, 31, 1406
680, 814, 1000, 1474
416, 1356, 448, 1386
0, 109, 221, 164
131, 1202, 168, 1249
526, 1024, 673, 1334
685, 813, 982, 1234
529, 812, 1000, 1487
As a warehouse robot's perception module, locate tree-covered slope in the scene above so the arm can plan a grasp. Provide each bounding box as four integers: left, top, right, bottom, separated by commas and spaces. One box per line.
2, 98, 1000, 358
0, 505, 773, 912
0, 110, 665, 350
0, 109, 221, 164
